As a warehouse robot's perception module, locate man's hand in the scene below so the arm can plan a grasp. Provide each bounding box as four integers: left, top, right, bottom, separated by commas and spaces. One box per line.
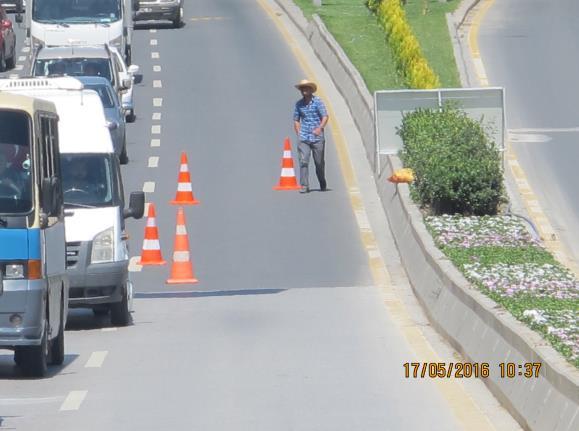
313, 127, 322, 136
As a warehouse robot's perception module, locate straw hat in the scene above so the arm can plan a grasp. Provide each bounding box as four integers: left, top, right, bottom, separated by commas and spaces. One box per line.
295, 79, 317, 92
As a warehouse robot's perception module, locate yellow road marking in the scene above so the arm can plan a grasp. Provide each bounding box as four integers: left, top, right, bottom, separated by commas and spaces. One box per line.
256, 0, 496, 429
468, 0, 579, 276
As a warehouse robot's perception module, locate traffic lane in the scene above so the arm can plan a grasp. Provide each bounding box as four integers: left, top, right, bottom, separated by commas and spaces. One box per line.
125, 0, 372, 292
37, 289, 461, 431
479, 0, 579, 256
479, 0, 579, 128
0, 310, 125, 428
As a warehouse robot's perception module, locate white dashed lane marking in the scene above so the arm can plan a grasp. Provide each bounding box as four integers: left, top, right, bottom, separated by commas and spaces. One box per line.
101, 327, 118, 332
153, 80, 162, 88
129, 256, 143, 272
85, 351, 108, 368
148, 156, 159, 168
151, 125, 161, 134
60, 391, 88, 411
21, 46, 30, 53
15, 65, 23, 71
9, 74, 18, 79
18, 56, 26, 62
151, 52, 159, 59
153, 65, 161, 72
143, 182, 156, 193
150, 39, 157, 46
149, 29, 157, 33
153, 98, 163, 107
151, 139, 161, 147
152, 112, 161, 121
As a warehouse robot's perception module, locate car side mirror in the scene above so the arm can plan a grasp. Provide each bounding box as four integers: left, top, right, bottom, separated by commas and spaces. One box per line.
106, 120, 119, 130
15, 14, 23, 24
123, 191, 145, 219
128, 64, 140, 75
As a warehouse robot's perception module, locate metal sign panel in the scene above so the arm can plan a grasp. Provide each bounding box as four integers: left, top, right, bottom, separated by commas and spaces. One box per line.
374, 87, 506, 160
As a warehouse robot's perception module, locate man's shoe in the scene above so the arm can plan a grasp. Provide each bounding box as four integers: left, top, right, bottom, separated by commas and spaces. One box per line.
320, 181, 327, 191
300, 186, 309, 194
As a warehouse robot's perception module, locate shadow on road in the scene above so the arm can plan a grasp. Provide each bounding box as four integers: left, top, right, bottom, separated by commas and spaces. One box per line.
134, 288, 286, 299
0, 353, 79, 380
134, 22, 185, 31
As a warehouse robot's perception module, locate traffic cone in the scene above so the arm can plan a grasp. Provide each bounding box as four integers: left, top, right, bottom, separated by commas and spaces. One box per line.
138, 203, 166, 266
273, 137, 301, 190
166, 207, 198, 284
171, 152, 200, 205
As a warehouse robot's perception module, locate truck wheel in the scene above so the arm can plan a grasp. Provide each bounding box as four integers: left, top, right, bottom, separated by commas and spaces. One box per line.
126, 109, 136, 123
110, 284, 131, 326
18, 321, 49, 377
49, 300, 65, 366
120, 143, 129, 165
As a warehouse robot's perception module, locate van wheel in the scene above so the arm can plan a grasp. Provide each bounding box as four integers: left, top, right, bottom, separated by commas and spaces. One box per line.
18, 321, 49, 377
110, 284, 131, 326
49, 300, 65, 366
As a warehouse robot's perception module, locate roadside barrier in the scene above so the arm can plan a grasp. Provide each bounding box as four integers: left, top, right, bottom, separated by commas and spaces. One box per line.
273, 137, 301, 190
171, 152, 200, 205
166, 207, 199, 284
138, 203, 166, 266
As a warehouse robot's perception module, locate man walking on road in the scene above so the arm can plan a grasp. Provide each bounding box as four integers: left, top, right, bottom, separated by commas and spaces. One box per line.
293, 79, 329, 193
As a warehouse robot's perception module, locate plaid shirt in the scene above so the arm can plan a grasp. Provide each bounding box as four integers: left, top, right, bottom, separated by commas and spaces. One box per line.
293, 96, 327, 143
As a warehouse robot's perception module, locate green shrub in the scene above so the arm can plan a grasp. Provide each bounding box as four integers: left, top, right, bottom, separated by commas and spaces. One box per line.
399, 106, 504, 215
367, 0, 440, 89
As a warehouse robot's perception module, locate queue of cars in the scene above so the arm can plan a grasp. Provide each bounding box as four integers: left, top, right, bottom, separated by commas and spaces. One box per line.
0, 1, 182, 377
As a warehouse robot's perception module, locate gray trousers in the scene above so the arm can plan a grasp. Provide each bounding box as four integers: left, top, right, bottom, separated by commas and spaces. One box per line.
297, 140, 326, 188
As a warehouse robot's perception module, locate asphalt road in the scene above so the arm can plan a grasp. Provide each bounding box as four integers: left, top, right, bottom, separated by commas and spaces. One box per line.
0, 1, 521, 429
478, 0, 579, 260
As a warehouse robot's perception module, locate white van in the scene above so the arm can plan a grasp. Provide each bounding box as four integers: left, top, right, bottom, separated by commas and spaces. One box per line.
0, 77, 144, 325
25, 0, 139, 64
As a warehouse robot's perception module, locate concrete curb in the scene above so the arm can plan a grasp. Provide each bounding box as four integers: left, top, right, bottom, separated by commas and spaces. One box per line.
274, 1, 579, 430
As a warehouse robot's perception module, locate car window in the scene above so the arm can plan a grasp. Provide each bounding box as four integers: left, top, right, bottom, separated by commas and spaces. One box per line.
33, 58, 113, 83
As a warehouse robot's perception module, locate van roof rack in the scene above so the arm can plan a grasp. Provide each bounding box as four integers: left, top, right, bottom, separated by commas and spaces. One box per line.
0, 77, 84, 92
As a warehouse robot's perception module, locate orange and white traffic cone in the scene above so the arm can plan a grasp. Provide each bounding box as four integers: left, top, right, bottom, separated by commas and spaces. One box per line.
138, 203, 166, 266
166, 207, 198, 284
273, 137, 301, 191
171, 152, 200, 205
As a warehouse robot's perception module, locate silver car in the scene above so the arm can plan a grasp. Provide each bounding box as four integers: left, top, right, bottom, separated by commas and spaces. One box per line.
76, 76, 128, 164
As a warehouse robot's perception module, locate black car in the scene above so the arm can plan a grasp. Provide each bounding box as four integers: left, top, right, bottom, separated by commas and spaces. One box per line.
134, 0, 183, 28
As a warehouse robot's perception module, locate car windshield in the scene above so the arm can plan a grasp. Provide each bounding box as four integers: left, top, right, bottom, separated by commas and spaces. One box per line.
61, 154, 114, 208
33, 0, 121, 23
84, 84, 115, 108
0, 111, 32, 215
33, 58, 112, 83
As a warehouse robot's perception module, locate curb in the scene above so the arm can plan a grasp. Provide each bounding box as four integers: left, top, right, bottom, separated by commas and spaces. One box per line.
274, 1, 579, 430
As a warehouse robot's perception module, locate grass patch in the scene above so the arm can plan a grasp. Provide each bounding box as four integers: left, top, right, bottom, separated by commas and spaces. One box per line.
292, 0, 404, 91
403, 0, 461, 87
442, 246, 557, 268
291, 0, 461, 89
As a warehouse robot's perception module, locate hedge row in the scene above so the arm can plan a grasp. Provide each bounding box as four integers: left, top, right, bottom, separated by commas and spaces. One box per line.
367, 0, 440, 89
399, 105, 504, 215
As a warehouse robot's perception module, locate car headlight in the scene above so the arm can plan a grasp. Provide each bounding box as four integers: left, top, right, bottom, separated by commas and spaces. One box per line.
91, 227, 115, 264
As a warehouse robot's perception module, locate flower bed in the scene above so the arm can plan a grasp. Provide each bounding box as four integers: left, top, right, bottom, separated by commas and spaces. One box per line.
425, 215, 579, 367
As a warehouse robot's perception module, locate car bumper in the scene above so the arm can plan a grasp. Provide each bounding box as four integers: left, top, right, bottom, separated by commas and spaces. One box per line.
0, 280, 45, 347
135, 4, 180, 22
67, 260, 127, 307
